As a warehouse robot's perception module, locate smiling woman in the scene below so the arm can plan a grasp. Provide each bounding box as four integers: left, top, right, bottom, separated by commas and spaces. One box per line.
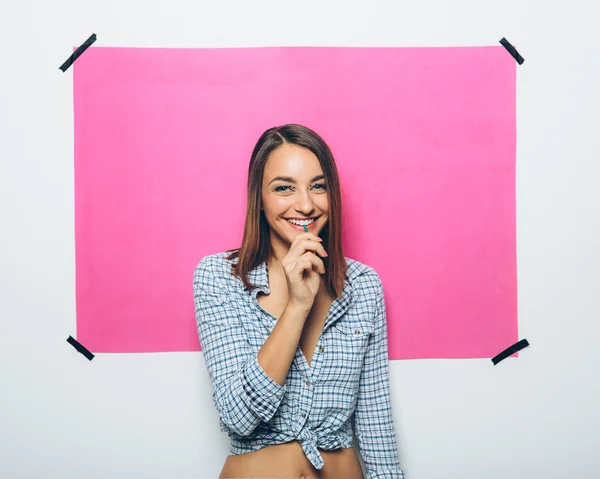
228, 124, 345, 298
193, 124, 405, 479
262, 144, 330, 258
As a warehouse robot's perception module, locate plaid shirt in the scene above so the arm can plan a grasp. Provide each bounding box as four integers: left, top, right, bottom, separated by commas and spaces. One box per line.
193, 251, 405, 479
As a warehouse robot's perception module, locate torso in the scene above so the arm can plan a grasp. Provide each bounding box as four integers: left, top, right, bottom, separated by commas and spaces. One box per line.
219, 266, 364, 479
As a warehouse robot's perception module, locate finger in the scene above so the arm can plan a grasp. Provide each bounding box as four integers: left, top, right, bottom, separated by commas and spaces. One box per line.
291, 232, 322, 246
300, 251, 326, 274
295, 240, 327, 262
290, 257, 313, 279
297, 239, 327, 255
285, 252, 326, 280
285, 239, 324, 263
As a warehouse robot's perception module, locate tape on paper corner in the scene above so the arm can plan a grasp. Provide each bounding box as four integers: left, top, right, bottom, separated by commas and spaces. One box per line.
491, 338, 529, 365
67, 335, 95, 360
59, 33, 97, 72
499, 37, 525, 65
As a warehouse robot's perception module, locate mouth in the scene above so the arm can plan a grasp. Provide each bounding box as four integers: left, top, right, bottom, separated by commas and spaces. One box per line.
284, 216, 319, 231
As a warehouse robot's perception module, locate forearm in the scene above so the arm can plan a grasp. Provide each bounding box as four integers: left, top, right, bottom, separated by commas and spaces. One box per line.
258, 303, 309, 386
206, 304, 308, 436
196, 256, 309, 436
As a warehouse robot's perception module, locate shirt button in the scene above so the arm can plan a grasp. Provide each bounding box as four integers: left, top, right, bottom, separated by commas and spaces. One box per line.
355, 329, 361, 334
301, 412, 306, 418
306, 380, 310, 386
319, 347, 324, 353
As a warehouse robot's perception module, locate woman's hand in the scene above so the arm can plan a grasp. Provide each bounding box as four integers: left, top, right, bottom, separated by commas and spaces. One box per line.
282, 232, 328, 312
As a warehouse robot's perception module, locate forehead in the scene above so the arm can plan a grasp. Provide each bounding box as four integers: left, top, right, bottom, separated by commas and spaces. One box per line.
264, 144, 322, 177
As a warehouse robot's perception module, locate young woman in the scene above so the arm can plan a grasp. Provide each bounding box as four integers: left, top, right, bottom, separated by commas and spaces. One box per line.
194, 124, 405, 479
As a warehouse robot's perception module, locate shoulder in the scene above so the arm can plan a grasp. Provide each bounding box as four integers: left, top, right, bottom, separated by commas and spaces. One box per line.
344, 256, 383, 294
344, 257, 384, 319
344, 258, 386, 330
193, 251, 240, 296
195, 250, 236, 273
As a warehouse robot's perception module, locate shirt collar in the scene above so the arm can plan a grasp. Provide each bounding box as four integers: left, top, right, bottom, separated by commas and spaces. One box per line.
232, 254, 369, 332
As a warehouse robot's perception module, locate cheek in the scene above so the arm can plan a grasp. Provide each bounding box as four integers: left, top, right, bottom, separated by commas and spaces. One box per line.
317, 198, 329, 212
262, 196, 287, 211
272, 198, 293, 211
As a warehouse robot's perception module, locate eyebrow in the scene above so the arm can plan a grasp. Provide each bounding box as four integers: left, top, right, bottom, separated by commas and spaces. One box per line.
268, 175, 325, 185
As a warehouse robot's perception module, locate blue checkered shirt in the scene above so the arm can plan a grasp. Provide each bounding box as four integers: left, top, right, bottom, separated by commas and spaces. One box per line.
193, 251, 405, 479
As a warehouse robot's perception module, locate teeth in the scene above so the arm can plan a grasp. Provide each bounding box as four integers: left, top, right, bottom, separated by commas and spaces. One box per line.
287, 218, 315, 226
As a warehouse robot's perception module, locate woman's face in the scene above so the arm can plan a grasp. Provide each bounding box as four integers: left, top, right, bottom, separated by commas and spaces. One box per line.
261, 143, 329, 254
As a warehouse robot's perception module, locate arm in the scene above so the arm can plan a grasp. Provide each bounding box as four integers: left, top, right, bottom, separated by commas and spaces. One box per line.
354, 275, 406, 479
193, 256, 307, 436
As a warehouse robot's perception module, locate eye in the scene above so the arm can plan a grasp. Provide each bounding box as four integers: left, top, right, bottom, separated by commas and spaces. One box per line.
274, 183, 327, 192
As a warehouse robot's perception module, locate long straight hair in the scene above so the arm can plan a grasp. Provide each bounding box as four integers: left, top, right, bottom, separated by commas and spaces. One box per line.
224, 124, 348, 299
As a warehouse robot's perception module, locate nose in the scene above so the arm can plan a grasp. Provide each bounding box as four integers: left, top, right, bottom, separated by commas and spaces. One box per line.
294, 189, 316, 213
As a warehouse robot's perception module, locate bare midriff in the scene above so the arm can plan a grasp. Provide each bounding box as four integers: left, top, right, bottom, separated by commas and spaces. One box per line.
218, 440, 364, 479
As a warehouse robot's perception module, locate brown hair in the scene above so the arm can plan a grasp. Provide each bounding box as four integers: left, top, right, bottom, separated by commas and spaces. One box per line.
224, 124, 348, 299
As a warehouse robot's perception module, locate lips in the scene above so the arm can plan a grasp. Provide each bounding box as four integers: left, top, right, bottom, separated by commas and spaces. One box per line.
285, 217, 317, 230
284, 216, 319, 221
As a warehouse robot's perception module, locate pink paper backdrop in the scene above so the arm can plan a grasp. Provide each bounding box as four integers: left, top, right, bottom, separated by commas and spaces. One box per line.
74, 46, 517, 359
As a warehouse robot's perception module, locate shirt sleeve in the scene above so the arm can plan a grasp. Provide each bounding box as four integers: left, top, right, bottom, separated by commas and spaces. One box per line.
193, 255, 287, 437
353, 274, 406, 479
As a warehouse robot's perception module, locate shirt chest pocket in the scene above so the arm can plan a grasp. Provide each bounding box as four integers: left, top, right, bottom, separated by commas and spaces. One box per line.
322, 318, 375, 386
335, 318, 374, 337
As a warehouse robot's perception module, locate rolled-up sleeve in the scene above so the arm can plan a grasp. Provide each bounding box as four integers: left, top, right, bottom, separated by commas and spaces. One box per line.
193, 256, 286, 437
354, 274, 406, 479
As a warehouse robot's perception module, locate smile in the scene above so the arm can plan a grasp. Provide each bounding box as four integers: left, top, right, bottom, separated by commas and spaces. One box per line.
285, 217, 318, 230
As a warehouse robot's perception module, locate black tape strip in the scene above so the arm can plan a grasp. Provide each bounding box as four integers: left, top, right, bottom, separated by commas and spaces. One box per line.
67, 335, 95, 360
499, 37, 524, 65
491, 338, 529, 365
59, 33, 97, 72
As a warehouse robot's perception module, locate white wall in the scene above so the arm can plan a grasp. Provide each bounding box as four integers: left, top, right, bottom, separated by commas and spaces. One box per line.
1, 0, 599, 478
